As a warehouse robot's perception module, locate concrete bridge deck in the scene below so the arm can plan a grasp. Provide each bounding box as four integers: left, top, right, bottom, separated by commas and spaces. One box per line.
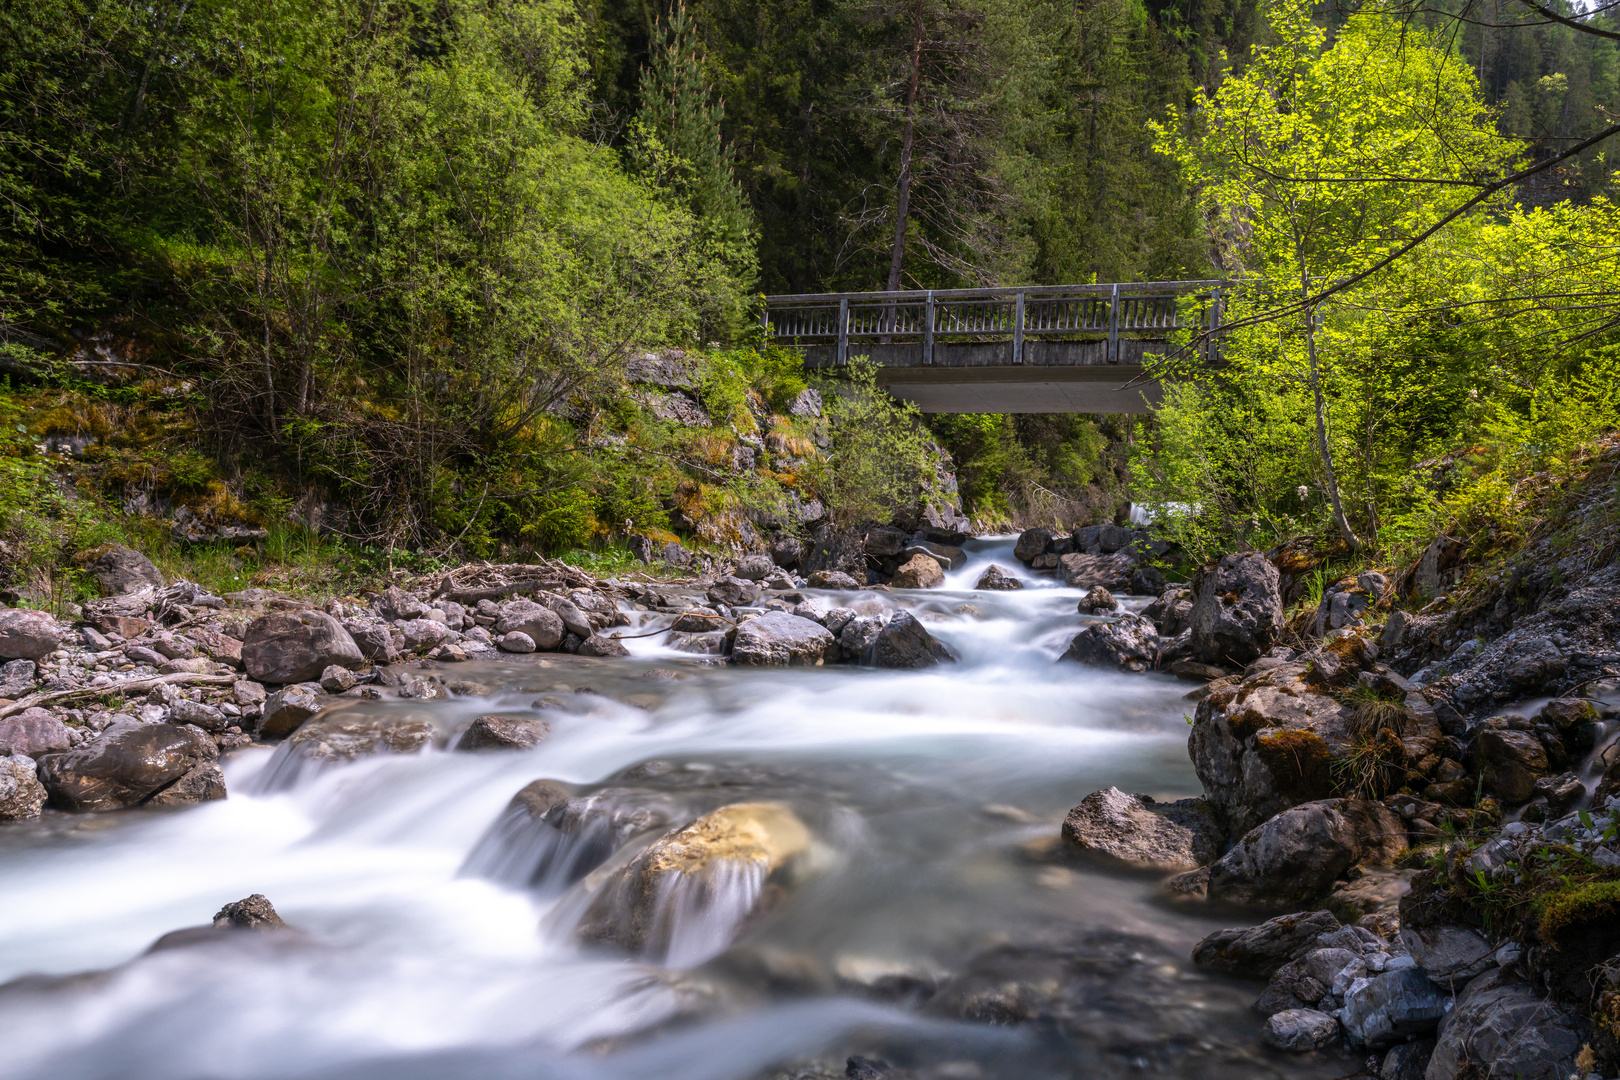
764, 280, 1223, 413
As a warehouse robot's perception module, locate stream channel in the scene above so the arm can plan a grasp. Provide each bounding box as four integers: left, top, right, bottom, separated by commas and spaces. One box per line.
0, 539, 1345, 1080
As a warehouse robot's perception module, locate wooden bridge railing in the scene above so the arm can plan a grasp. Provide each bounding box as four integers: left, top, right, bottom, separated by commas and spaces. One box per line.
762, 280, 1227, 365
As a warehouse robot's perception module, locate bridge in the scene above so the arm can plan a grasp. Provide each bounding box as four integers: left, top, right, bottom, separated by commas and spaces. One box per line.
763, 280, 1224, 413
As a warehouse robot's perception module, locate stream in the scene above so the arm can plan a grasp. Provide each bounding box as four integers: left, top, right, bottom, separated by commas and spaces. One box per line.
0, 539, 1346, 1080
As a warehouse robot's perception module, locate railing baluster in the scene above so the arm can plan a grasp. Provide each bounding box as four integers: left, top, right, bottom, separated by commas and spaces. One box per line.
1013, 290, 1025, 364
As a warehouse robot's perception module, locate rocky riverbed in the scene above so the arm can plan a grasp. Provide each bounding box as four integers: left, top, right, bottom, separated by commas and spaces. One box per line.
1, 501, 1618, 1080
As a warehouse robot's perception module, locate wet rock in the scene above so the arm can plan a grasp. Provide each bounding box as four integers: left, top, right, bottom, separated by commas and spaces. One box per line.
1397, 924, 1494, 985
1262, 1008, 1339, 1051
214, 893, 287, 930
901, 541, 965, 571
837, 615, 883, 658
1537, 697, 1598, 730
577, 634, 631, 658
258, 685, 325, 738
1060, 787, 1221, 871
808, 570, 862, 590
1013, 528, 1051, 564
844, 1056, 893, 1080
1205, 799, 1407, 910
708, 576, 764, 607
35, 721, 217, 811
1472, 729, 1548, 804
1339, 965, 1448, 1049
1058, 552, 1135, 592
870, 612, 955, 669
974, 565, 1023, 590
493, 601, 564, 650
1072, 585, 1117, 617
1059, 613, 1158, 673
1426, 969, 1580, 1080
0, 707, 74, 757
890, 554, 943, 589
457, 714, 551, 751
1144, 585, 1196, 637
168, 698, 227, 731
0, 754, 46, 820
320, 665, 359, 693
242, 611, 364, 684
85, 544, 163, 595
1322, 868, 1412, 924
731, 612, 835, 666
0, 608, 65, 661
285, 713, 441, 762
1377, 1039, 1433, 1080
345, 623, 397, 662
734, 555, 777, 581
497, 630, 537, 653
146, 761, 227, 806
1191, 910, 1341, 978
1188, 554, 1283, 665
576, 801, 812, 964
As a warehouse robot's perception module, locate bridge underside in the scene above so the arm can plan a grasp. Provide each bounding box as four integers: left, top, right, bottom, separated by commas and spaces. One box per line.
800, 340, 1163, 413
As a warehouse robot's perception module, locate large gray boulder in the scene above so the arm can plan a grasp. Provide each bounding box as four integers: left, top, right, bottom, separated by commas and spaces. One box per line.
1188, 553, 1283, 665
890, 553, 944, 589
707, 576, 764, 607
1340, 966, 1449, 1049
0, 608, 65, 661
1061, 788, 1221, 871
457, 714, 551, 751
0, 754, 46, 820
1425, 969, 1580, 1080
242, 611, 365, 684
258, 685, 325, 739
1058, 553, 1135, 592
1059, 613, 1158, 673
1397, 924, 1494, 985
85, 544, 164, 595
974, 565, 1023, 591
493, 600, 565, 650
870, 611, 955, 669
1192, 910, 1342, 978
35, 722, 219, 811
1263, 1008, 1339, 1051
730, 612, 835, 666
1013, 528, 1051, 564
1204, 798, 1407, 910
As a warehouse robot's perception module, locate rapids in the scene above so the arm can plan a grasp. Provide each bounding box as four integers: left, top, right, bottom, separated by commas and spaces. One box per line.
0, 539, 1345, 1080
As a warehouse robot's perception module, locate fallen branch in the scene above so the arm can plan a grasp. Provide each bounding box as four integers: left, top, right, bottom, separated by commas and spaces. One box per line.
0, 672, 238, 719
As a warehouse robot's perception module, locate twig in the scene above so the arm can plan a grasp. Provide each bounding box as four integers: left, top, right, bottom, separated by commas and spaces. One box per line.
0, 672, 238, 719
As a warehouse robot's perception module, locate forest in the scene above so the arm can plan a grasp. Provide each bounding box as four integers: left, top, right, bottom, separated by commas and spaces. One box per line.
0, 0, 1617, 579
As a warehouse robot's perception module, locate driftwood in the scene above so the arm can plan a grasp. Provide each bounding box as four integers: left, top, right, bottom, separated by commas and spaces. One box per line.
0, 672, 237, 719
423, 559, 613, 606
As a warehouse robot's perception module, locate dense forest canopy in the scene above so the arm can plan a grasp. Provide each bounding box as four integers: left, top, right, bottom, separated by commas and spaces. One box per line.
0, 0, 1616, 565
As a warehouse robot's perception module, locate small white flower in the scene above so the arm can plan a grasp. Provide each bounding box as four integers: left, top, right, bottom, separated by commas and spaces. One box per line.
1297, 485, 1310, 499
1468, 388, 1479, 400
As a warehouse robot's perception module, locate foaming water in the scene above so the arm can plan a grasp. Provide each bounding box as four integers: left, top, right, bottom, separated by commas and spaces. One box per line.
0, 540, 1341, 1080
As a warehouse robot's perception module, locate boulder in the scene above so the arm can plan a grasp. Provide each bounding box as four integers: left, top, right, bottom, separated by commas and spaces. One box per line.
0, 754, 46, 820
1379, 1039, 1434, 1080
734, 554, 776, 581
285, 714, 441, 762
1013, 528, 1051, 564
493, 601, 565, 650
770, 535, 803, 568
497, 631, 537, 653
1076, 586, 1117, 614
1472, 730, 1548, 805
870, 611, 956, 669
345, 624, 397, 663
457, 714, 551, 751
707, 576, 764, 607
0, 657, 35, 697
258, 685, 325, 739
902, 541, 966, 571
576, 802, 813, 964
863, 527, 908, 558
577, 633, 630, 658
1425, 969, 1580, 1080
1144, 586, 1195, 636
890, 554, 944, 589
1204, 799, 1407, 911
1262, 1008, 1339, 1052
146, 762, 227, 806
1397, 924, 1494, 985
375, 585, 427, 622
1058, 553, 1135, 592
320, 666, 358, 693
1188, 554, 1283, 665
396, 618, 452, 653
837, 615, 883, 658
0, 707, 74, 757
242, 611, 364, 684
730, 612, 834, 666
168, 698, 227, 731
535, 595, 593, 640
807, 570, 862, 590
85, 545, 164, 595
191, 627, 244, 667
1340, 966, 1449, 1049
974, 565, 1023, 591
35, 722, 217, 811
0, 608, 65, 661
1060, 788, 1222, 872
1059, 613, 1158, 673
214, 894, 287, 930
1192, 910, 1342, 978
1096, 524, 1134, 553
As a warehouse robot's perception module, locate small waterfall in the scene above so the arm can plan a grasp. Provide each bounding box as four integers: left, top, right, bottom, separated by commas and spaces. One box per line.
654, 860, 771, 968
461, 788, 682, 895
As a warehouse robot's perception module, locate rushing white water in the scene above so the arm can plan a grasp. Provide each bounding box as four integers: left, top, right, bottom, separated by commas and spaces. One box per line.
0, 540, 1343, 1080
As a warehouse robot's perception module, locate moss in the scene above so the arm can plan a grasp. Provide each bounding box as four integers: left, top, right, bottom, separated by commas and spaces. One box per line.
1538, 880, 1620, 946
1255, 728, 1335, 802
1229, 707, 1271, 741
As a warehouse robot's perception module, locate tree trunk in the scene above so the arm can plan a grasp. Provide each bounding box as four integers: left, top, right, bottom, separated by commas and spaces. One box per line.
885, 0, 924, 294
1303, 306, 1362, 551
